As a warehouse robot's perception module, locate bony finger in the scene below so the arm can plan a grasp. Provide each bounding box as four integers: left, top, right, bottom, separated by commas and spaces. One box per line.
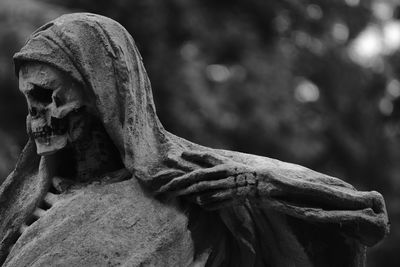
153, 169, 186, 180
188, 189, 238, 210
164, 155, 196, 172
201, 191, 242, 210
171, 176, 237, 196
151, 169, 186, 191
181, 151, 226, 167
197, 189, 234, 206
157, 165, 233, 194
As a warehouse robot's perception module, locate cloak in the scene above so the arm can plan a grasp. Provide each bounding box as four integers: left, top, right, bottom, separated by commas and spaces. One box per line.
0, 13, 389, 266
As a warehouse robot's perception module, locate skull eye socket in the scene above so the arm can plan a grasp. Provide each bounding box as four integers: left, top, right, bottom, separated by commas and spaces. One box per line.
29, 85, 53, 105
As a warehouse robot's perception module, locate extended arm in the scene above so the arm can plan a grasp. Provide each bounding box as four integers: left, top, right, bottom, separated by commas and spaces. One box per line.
154, 151, 377, 211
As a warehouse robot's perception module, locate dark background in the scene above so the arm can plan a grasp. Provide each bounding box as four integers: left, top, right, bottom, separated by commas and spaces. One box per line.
0, 0, 399, 265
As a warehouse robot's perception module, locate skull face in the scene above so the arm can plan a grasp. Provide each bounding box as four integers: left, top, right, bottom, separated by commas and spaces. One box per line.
19, 62, 87, 155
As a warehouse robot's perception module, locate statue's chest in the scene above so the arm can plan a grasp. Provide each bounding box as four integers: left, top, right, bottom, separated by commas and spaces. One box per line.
4, 179, 195, 267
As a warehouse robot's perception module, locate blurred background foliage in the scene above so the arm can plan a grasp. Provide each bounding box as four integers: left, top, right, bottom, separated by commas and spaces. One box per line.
0, 0, 399, 265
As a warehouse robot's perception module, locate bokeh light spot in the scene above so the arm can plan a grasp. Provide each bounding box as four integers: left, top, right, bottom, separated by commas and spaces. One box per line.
206, 64, 231, 83
180, 42, 199, 60
387, 79, 400, 98
294, 79, 320, 103
345, 0, 359, 6
306, 4, 323, 20
379, 98, 393, 115
372, 1, 393, 20
332, 22, 349, 43
349, 26, 382, 65
294, 31, 311, 47
383, 21, 400, 53
274, 13, 290, 33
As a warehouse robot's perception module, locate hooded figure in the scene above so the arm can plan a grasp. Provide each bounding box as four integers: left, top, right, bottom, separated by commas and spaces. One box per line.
0, 13, 389, 267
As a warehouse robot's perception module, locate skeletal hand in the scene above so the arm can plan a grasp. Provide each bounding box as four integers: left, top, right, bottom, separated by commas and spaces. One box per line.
153, 151, 270, 210
154, 150, 361, 211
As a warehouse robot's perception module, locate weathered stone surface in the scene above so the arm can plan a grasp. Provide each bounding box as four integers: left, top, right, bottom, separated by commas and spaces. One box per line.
5, 178, 194, 267
0, 13, 389, 267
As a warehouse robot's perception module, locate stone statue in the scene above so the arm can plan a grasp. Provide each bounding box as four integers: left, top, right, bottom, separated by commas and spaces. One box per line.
0, 13, 389, 267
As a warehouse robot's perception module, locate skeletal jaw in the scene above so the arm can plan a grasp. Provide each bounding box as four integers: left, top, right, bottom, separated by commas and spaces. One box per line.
33, 134, 68, 156
32, 117, 69, 155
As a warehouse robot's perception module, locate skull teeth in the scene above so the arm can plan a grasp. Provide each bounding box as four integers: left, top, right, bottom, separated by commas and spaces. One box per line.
32, 125, 67, 138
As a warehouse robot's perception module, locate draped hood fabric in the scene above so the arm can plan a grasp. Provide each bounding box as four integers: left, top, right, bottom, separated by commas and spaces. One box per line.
0, 13, 389, 266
